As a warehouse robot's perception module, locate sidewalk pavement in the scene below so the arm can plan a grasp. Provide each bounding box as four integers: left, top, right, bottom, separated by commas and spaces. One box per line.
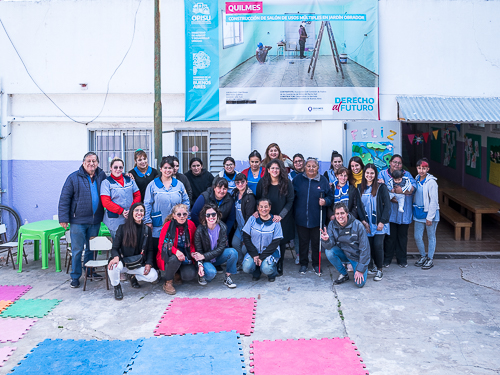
0, 247, 499, 375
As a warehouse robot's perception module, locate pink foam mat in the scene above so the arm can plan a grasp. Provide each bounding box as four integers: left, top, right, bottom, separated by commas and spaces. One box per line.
249, 337, 368, 375
0, 346, 16, 367
154, 297, 257, 336
0, 285, 32, 301
0, 318, 38, 343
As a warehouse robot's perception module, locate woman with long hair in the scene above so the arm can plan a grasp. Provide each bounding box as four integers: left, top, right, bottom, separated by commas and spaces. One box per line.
358, 164, 391, 281
256, 159, 294, 276
101, 157, 141, 239
348, 156, 365, 188
193, 204, 238, 288
324, 150, 344, 187
262, 143, 293, 171
241, 150, 265, 194
157, 204, 197, 295
108, 202, 159, 300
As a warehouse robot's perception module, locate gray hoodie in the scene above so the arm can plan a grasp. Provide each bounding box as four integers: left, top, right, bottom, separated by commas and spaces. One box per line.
321, 213, 370, 273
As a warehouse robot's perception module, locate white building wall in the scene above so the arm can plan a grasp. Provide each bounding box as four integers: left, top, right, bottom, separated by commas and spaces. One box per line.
0, 0, 499, 221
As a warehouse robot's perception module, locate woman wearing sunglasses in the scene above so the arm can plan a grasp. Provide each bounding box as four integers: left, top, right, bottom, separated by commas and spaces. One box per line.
157, 203, 197, 295
193, 204, 238, 288
101, 157, 141, 239
358, 164, 390, 281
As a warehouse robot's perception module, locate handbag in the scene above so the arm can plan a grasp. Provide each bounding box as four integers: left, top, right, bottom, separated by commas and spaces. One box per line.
412, 204, 426, 220
123, 254, 143, 270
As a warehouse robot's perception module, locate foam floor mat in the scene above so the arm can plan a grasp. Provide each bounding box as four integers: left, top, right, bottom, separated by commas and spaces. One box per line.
0, 318, 37, 342
0, 299, 61, 318
0, 347, 16, 367
128, 331, 245, 375
0, 286, 32, 302
10, 339, 142, 375
154, 298, 256, 336
0, 300, 13, 313
249, 337, 368, 375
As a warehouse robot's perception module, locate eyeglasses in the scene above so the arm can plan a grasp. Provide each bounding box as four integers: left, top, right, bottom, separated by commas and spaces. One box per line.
235, 181, 246, 185
205, 212, 217, 218
175, 212, 188, 218
112, 166, 124, 170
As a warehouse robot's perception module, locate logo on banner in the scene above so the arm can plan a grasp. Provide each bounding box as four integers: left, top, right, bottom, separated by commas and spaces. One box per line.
225, 2, 263, 14
192, 2, 211, 24
193, 51, 211, 75
308, 106, 324, 113
332, 97, 375, 112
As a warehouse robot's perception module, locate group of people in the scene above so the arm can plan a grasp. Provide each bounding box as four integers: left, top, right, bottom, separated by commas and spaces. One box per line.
58, 143, 440, 299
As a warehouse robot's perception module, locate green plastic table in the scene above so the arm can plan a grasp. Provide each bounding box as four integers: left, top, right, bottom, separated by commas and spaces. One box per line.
17, 220, 65, 273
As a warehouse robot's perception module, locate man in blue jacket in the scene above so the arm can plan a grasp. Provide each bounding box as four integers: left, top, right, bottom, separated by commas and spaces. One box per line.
58, 152, 107, 288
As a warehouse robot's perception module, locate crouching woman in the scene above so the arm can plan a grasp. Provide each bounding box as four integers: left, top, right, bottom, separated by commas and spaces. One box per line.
193, 204, 238, 289
108, 202, 159, 300
321, 202, 370, 288
242, 198, 283, 282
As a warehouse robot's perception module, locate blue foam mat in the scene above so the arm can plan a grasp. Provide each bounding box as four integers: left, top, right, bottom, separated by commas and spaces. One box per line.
11, 338, 142, 375
128, 331, 246, 375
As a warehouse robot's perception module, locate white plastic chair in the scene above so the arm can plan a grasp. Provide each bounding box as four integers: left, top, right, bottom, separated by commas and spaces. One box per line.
83, 237, 111, 291
0, 224, 28, 269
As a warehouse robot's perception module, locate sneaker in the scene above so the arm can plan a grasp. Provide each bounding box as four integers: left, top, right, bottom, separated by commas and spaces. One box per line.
299, 265, 307, 275
373, 270, 383, 281
198, 276, 207, 286
398, 263, 408, 268
383, 263, 390, 268
268, 276, 276, 282
334, 273, 349, 285
216, 265, 224, 274
295, 255, 300, 265
223, 274, 237, 289
314, 266, 321, 276
422, 258, 434, 270
70, 279, 80, 288
398, 207, 404, 213
368, 267, 378, 275
414, 256, 428, 267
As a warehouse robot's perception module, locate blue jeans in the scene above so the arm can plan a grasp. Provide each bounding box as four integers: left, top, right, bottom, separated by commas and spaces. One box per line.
69, 223, 100, 280
325, 246, 367, 288
414, 221, 438, 259
242, 253, 278, 278
203, 248, 238, 281
231, 228, 247, 265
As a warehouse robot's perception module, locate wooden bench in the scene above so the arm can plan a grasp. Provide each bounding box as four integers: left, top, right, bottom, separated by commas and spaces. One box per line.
440, 205, 472, 241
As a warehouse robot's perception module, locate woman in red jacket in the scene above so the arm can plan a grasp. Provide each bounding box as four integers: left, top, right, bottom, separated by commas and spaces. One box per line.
157, 203, 196, 295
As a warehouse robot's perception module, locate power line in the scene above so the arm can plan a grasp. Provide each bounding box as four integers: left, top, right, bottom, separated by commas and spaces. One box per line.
0, 0, 142, 125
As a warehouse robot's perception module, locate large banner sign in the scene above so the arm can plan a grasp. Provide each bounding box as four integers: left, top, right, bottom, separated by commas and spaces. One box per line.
185, 0, 378, 121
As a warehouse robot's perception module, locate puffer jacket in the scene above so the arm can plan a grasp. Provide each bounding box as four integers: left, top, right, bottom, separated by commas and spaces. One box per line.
232, 187, 256, 223
194, 221, 228, 262
58, 165, 106, 225
321, 213, 370, 273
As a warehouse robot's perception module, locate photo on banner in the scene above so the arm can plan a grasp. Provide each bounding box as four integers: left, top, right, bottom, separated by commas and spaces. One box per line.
185, 0, 379, 121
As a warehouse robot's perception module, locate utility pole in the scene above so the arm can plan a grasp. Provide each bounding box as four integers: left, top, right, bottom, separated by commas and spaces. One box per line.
154, 0, 162, 168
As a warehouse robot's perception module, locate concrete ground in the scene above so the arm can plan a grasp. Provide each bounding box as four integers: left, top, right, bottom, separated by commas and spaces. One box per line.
0, 246, 499, 374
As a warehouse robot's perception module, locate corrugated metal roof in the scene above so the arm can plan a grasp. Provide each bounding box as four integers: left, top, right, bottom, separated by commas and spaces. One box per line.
396, 96, 500, 123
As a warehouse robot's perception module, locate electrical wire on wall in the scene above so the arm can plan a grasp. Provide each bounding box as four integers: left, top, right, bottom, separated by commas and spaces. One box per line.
342, 29, 373, 60
0, 0, 142, 125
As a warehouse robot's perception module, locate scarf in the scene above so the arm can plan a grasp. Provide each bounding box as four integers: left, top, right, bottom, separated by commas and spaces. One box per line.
162, 219, 190, 261
351, 171, 363, 187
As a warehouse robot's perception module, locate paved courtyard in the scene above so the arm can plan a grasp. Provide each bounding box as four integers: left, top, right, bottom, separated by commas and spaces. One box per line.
0, 245, 499, 374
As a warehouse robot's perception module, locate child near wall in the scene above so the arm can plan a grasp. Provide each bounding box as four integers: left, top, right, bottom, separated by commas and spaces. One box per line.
387, 169, 412, 213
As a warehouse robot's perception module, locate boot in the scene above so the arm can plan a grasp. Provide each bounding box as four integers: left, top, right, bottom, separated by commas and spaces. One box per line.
163, 280, 176, 295
114, 284, 123, 300
130, 275, 141, 289
173, 272, 182, 285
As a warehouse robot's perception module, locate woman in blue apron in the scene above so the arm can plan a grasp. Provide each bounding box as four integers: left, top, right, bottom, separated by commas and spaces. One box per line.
101, 157, 141, 240
144, 156, 190, 261
128, 149, 158, 202
358, 164, 390, 281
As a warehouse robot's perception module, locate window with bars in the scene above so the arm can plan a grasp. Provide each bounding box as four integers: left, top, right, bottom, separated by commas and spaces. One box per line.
175, 129, 231, 174
222, 11, 244, 48
89, 130, 153, 174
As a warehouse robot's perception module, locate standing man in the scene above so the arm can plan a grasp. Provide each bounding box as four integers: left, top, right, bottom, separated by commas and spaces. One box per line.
299, 24, 308, 59
58, 152, 107, 288
321, 202, 370, 288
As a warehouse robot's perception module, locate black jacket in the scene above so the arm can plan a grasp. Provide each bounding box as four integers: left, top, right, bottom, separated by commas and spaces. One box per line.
110, 223, 154, 266
232, 187, 256, 223
358, 183, 391, 225
328, 184, 365, 221
185, 169, 214, 204
191, 188, 236, 231
176, 172, 193, 204
194, 221, 228, 262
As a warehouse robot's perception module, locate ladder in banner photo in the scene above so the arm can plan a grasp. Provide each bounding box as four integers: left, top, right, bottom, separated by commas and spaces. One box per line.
308, 21, 344, 80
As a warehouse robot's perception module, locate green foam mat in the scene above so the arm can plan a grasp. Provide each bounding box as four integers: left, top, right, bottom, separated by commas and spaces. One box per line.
0, 299, 62, 318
